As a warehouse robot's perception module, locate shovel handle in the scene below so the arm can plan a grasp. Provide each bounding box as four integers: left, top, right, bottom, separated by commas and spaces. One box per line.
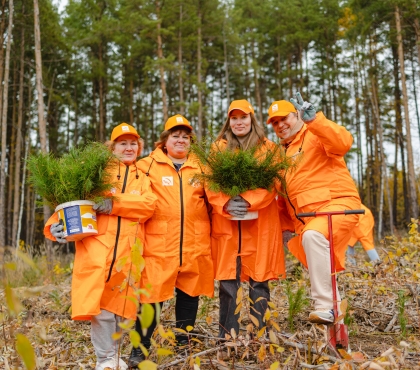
297, 209, 365, 218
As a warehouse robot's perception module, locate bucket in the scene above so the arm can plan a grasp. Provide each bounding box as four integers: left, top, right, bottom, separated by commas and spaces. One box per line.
55, 200, 98, 242
230, 210, 259, 221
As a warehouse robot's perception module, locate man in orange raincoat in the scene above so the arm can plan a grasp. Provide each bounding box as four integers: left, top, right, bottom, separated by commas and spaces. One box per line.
270, 93, 361, 325
45, 123, 156, 370
346, 204, 380, 265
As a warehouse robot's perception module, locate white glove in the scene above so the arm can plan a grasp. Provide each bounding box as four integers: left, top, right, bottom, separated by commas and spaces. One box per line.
224, 195, 249, 218
92, 199, 113, 214
50, 222, 67, 244
282, 230, 293, 248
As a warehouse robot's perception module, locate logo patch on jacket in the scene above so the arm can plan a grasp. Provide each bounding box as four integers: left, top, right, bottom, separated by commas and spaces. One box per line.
162, 176, 173, 186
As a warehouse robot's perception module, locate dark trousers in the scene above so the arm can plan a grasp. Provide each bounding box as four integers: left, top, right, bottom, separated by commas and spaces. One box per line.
135, 288, 199, 348
219, 256, 270, 338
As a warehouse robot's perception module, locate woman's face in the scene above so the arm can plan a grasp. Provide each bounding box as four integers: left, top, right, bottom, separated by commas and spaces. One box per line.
113, 134, 139, 164
165, 130, 191, 159
229, 110, 252, 137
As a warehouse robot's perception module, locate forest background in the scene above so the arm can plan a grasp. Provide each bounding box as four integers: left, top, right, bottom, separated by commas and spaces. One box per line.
0, 0, 419, 251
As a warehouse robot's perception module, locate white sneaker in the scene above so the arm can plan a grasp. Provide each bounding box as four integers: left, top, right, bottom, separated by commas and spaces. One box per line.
308, 309, 334, 324
95, 357, 128, 370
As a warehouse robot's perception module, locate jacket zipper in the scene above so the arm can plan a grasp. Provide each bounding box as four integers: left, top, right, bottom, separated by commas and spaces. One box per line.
106, 165, 129, 283
179, 172, 184, 266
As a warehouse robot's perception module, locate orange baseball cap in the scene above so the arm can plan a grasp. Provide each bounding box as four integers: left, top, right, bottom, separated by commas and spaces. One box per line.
267, 100, 297, 124
227, 99, 255, 117
164, 114, 193, 131
111, 123, 140, 141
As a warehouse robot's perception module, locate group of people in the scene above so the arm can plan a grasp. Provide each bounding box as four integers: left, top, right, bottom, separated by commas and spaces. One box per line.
44, 93, 376, 370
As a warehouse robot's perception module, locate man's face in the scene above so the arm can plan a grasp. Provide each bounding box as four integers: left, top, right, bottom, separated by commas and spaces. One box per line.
271, 113, 298, 140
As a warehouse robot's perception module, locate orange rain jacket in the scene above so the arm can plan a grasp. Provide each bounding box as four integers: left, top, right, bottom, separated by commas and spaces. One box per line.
278, 112, 361, 271
207, 139, 286, 282
44, 162, 157, 321
348, 204, 375, 251
137, 148, 214, 303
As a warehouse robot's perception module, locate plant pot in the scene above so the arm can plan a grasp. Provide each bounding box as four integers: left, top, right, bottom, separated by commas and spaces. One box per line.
230, 210, 259, 221
55, 200, 98, 242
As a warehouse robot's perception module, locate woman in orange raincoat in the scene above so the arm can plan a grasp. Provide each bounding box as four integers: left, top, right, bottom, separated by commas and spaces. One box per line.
45, 123, 157, 370
270, 93, 361, 325
206, 99, 285, 339
129, 114, 214, 367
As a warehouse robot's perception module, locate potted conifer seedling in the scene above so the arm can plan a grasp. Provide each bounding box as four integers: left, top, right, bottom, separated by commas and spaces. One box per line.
190, 139, 295, 220
27, 142, 117, 241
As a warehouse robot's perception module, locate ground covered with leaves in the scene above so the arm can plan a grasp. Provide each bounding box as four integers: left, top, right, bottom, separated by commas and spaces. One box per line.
1, 223, 420, 369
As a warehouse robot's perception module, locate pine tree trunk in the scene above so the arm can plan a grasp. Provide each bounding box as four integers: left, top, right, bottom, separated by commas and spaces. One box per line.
14, 25, 27, 247
223, 16, 230, 103
196, 7, 203, 140
251, 41, 263, 125
178, 3, 185, 115
0, 0, 13, 247
414, 17, 420, 82
410, 52, 420, 140
98, 43, 105, 142
0, 0, 7, 136
34, 0, 52, 257
395, 6, 419, 218
156, 0, 168, 122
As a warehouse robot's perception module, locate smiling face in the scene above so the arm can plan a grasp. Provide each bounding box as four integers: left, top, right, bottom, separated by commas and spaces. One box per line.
165, 129, 191, 160
229, 109, 252, 137
113, 134, 139, 164
271, 113, 299, 140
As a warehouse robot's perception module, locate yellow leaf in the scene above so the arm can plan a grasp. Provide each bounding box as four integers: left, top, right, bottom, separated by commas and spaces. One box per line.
258, 344, 266, 361
138, 360, 157, 370
129, 221, 139, 226
112, 332, 123, 340
206, 316, 212, 325
249, 314, 259, 327
195, 356, 201, 366
139, 304, 155, 335
255, 297, 265, 303
130, 329, 141, 348
269, 330, 278, 344
257, 326, 266, 338
158, 325, 168, 339
173, 328, 187, 334
186, 325, 194, 332
123, 296, 140, 309
236, 286, 243, 305
4, 262, 16, 270
267, 301, 276, 309
139, 343, 149, 357
277, 346, 285, 353
283, 354, 293, 364
5, 286, 23, 316
234, 301, 242, 315
270, 361, 280, 370
271, 320, 280, 331
16, 334, 36, 370
116, 256, 128, 272
338, 348, 352, 360
192, 338, 202, 344
118, 319, 135, 330
340, 299, 348, 314
16, 250, 39, 271
269, 344, 275, 355
120, 279, 127, 293
157, 348, 173, 356
264, 308, 271, 322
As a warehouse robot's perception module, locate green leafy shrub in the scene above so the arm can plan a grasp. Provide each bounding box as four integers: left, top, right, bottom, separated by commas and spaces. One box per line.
190, 139, 295, 197
27, 142, 117, 209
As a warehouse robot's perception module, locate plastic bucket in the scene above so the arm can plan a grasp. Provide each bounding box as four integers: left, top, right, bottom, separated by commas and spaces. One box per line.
55, 200, 98, 242
230, 210, 259, 221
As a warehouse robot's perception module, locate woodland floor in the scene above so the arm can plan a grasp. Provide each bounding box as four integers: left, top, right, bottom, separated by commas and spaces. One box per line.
1, 233, 420, 370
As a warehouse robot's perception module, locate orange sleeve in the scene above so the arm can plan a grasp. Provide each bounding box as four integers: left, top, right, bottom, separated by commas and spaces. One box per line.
307, 112, 353, 157
111, 175, 157, 222
43, 212, 60, 241
205, 188, 231, 218
240, 188, 276, 211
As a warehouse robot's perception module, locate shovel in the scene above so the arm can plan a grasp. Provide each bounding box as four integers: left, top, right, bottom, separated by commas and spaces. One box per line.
297, 209, 365, 356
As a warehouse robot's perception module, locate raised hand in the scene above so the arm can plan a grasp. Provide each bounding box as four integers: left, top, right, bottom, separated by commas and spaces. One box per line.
290, 92, 316, 122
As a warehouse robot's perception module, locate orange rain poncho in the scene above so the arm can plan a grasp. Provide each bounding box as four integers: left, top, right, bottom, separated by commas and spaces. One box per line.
278, 112, 361, 271
44, 162, 157, 320
348, 204, 375, 251
137, 148, 214, 303
207, 139, 286, 282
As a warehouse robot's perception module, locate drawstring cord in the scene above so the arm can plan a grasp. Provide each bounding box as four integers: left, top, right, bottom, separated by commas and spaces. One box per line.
117, 164, 121, 180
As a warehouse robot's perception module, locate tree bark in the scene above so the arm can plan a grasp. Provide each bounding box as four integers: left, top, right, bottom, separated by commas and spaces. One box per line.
156, 0, 168, 122
223, 15, 230, 103
178, 3, 185, 115
98, 42, 105, 142
196, 6, 203, 140
0, 0, 7, 136
34, 0, 52, 257
395, 6, 418, 218
251, 41, 263, 125
0, 0, 13, 247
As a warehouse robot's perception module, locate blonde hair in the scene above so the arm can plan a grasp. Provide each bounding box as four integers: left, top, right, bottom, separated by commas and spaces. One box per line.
105, 137, 144, 159
215, 113, 266, 151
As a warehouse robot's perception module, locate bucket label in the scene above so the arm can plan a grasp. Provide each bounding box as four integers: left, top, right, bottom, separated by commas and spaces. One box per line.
64, 206, 83, 234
